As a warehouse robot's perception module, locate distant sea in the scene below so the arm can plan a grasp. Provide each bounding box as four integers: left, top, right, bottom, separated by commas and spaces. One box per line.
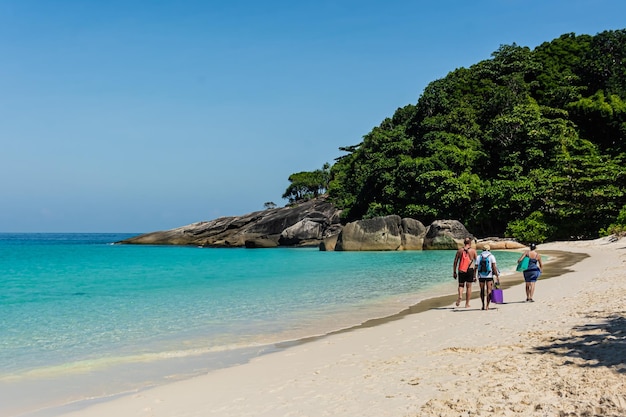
0, 233, 522, 416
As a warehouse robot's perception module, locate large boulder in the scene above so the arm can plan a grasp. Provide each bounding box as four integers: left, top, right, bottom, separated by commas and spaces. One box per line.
279, 218, 323, 246
334, 215, 427, 251
335, 215, 401, 251
120, 197, 342, 248
319, 234, 340, 251
277, 210, 343, 247
423, 220, 473, 250
477, 238, 526, 250
401, 217, 427, 250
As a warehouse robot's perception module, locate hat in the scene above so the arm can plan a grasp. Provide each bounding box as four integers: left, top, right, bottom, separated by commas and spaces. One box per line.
530, 243, 537, 250
483, 244, 490, 251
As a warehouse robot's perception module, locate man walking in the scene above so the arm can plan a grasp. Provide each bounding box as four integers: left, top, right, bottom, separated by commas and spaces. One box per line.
453, 237, 477, 308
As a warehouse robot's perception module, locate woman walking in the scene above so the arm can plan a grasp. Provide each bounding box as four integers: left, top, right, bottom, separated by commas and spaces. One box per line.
518, 243, 543, 302
477, 245, 500, 310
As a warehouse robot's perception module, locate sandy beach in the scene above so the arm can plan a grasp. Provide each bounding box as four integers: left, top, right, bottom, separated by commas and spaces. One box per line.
58, 238, 626, 417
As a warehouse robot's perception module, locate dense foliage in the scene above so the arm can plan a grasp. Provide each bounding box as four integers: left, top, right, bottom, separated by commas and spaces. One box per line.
600, 205, 626, 237
323, 30, 626, 242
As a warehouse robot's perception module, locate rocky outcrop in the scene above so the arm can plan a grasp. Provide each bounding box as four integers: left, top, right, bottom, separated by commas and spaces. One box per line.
334, 215, 427, 251
120, 197, 342, 247
120, 199, 523, 251
421, 222, 524, 250
422, 219, 474, 250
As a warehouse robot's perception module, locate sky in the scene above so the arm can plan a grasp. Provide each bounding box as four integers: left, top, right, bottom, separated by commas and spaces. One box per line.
1, 0, 625, 233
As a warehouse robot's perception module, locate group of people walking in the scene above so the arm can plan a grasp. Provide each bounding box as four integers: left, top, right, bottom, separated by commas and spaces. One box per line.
452, 238, 543, 309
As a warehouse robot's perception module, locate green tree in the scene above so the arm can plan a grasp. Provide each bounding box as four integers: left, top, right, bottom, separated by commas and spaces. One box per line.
328, 107, 415, 220
600, 205, 626, 236
282, 164, 331, 203
567, 91, 626, 153
544, 152, 626, 239
505, 211, 555, 243
579, 29, 626, 98
532, 32, 591, 108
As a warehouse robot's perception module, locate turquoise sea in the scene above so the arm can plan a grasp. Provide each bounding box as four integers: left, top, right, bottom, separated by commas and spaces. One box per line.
0, 233, 522, 416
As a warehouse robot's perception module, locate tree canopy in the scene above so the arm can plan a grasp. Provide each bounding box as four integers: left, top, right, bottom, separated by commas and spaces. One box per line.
282, 163, 331, 204
286, 30, 626, 242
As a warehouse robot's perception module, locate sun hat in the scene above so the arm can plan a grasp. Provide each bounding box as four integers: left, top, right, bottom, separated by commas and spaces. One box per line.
483, 244, 490, 251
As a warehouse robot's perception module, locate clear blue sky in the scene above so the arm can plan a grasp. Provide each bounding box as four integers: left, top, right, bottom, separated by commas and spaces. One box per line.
1, 0, 625, 233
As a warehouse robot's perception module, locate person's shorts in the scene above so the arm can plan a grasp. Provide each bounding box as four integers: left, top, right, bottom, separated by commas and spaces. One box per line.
458, 269, 474, 284
478, 277, 494, 283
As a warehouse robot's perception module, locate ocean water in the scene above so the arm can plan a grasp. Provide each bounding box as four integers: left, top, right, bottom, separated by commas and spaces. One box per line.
0, 233, 522, 416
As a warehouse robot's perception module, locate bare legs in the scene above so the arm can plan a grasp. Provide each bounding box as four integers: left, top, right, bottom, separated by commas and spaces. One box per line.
480, 280, 493, 310
525, 281, 536, 301
457, 282, 472, 308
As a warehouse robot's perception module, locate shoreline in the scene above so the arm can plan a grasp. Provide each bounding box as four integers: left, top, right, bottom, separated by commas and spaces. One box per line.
7, 252, 532, 417
11, 241, 625, 417
276, 249, 585, 350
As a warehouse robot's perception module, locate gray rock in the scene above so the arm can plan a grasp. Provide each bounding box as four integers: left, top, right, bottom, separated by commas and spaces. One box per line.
319, 234, 340, 251
120, 197, 342, 248
244, 238, 279, 248
400, 217, 427, 250
119, 199, 483, 252
423, 220, 473, 250
279, 219, 323, 246
477, 238, 526, 250
335, 215, 402, 251
334, 215, 426, 251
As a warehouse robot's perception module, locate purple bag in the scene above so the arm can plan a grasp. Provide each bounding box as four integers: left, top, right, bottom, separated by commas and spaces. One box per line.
491, 288, 504, 304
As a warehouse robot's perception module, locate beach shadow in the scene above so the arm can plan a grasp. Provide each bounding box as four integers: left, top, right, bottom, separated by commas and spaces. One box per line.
433, 306, 485, 312
450, 307, 483, 312
531, 314, 626, 373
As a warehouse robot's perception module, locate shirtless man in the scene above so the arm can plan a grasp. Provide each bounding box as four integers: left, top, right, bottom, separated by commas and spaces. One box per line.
453, 237, 478, 308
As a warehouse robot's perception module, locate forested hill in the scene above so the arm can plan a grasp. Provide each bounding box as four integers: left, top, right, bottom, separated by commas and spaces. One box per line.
323, 29, 626, 242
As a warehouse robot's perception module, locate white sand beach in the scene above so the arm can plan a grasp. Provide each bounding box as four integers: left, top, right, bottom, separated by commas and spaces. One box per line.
59, 238, 626, 417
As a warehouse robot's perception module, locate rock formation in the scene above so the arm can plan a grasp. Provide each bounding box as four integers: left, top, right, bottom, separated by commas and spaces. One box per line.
120, 198, 523, 251
334, 215, 427, 251
476, 238, 526, 250
422, 219, 474, 250
120, 197, 342, 248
